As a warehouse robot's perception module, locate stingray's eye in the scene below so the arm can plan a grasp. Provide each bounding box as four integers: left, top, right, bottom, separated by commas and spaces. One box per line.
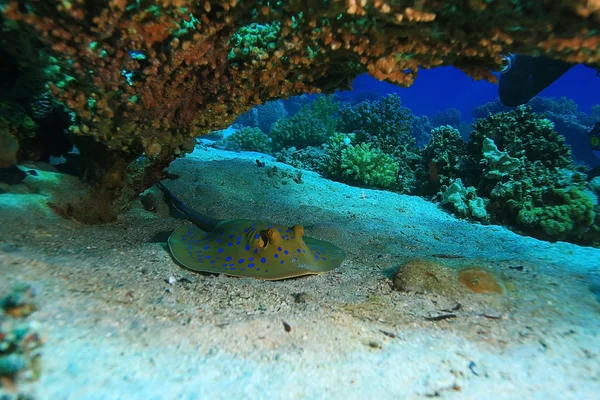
256, 230, 268, 247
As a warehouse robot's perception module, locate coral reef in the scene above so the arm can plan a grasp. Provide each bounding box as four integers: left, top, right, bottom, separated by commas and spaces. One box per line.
1, 0, 599, 222
274, 146, 328, 172
411, 115, 433, 148
224, 127, 272, 153
441, 178, 488, 221
256, 101, 288, 134
473, 97, 599, 166
269, 111, 329, 150
324, 133, 399, 188
417, 125, 467, 195
431, 108, 462, 129
269, 95, 339, 150
422, 105, 600, 245
234, 100, 288, 134
337, 94, 419, 192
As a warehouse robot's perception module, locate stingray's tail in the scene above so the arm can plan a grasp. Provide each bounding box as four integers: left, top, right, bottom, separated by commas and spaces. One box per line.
156, 182, 220, 232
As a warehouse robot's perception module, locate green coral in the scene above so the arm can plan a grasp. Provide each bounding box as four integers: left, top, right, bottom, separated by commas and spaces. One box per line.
416, 105, 599, 245
268, 95, 339, 150
481, 138, 521, 179
338, 94, 415, 157
441, 178, 488, 221
224, 127, 272, 154
337, 94, 419, 193
269, 112, 327, 150
228, 22, 281, 61
417, 125, 467, 195
517, 188, 596, 241
274, 146, 327, 171
323, 133, 398, 188
469, 105, 571, 171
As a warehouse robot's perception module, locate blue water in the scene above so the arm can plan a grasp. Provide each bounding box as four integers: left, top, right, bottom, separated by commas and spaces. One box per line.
343, 65, 600, 120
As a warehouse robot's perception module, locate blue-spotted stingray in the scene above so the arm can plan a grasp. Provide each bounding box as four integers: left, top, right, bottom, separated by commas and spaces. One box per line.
157, 183, 346, 280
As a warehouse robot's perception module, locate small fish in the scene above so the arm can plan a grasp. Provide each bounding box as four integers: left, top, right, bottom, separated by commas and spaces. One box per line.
128, 50, 146, 60
157, 183, 346, 280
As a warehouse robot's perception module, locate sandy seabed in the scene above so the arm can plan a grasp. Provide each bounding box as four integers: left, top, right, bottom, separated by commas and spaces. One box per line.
0, 144, 599, 400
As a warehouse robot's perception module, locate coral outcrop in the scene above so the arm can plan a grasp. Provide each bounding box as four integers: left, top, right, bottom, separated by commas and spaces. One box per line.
2, 1, 599, 222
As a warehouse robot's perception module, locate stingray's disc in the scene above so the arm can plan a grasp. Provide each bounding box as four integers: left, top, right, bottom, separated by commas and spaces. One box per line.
167, 222, 345, 280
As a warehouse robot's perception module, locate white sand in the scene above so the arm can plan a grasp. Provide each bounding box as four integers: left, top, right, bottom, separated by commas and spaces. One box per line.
0, 145, 599, 399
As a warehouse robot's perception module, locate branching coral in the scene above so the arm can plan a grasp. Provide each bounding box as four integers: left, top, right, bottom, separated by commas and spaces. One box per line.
420, 105, 599, 245
337, 94, 419, 192
224, 126, 272, 153
417, 125, 467, 196
269, 110, 329, 150
269, 94, 339, 150
323, 133, 399, 189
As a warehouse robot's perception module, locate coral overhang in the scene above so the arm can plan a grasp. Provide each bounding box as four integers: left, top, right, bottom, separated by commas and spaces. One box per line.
1, 0, 599, 220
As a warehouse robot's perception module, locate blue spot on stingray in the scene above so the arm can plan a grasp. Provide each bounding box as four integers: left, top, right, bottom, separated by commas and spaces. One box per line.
244, 245, 250, 251
265, 270, 269, 273
255, 234, 260, 239
218, 248, 224, 253
315, 256, 319, 260
240, 268, 245, 271
278, 228, 282, 232
297, 249, 301, 253
222, 263, 228, 267
277, 246, 282, 251
286, 229, 290, 233
238, 258, 244, 264
260, 257, 266, 263
248, 257, 254, 261
322, 257, 327, 260
243, 229, 249, 233
205, 255, 212, 259
210, 260, 215, 264
226, 256, 232, 261
248, 263, 255, 268
229, 264, 235, 267
256, 268, 260, 271
284, 250, 289, 255
216, 238, 222, 243
229, 234, 234, 239
203, 245, 210, 250
280, 261, 284, 264
253, 249, 258, 254
230, 267, 236, 270
228, 242, 233, 247
274, 254, 279, 259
